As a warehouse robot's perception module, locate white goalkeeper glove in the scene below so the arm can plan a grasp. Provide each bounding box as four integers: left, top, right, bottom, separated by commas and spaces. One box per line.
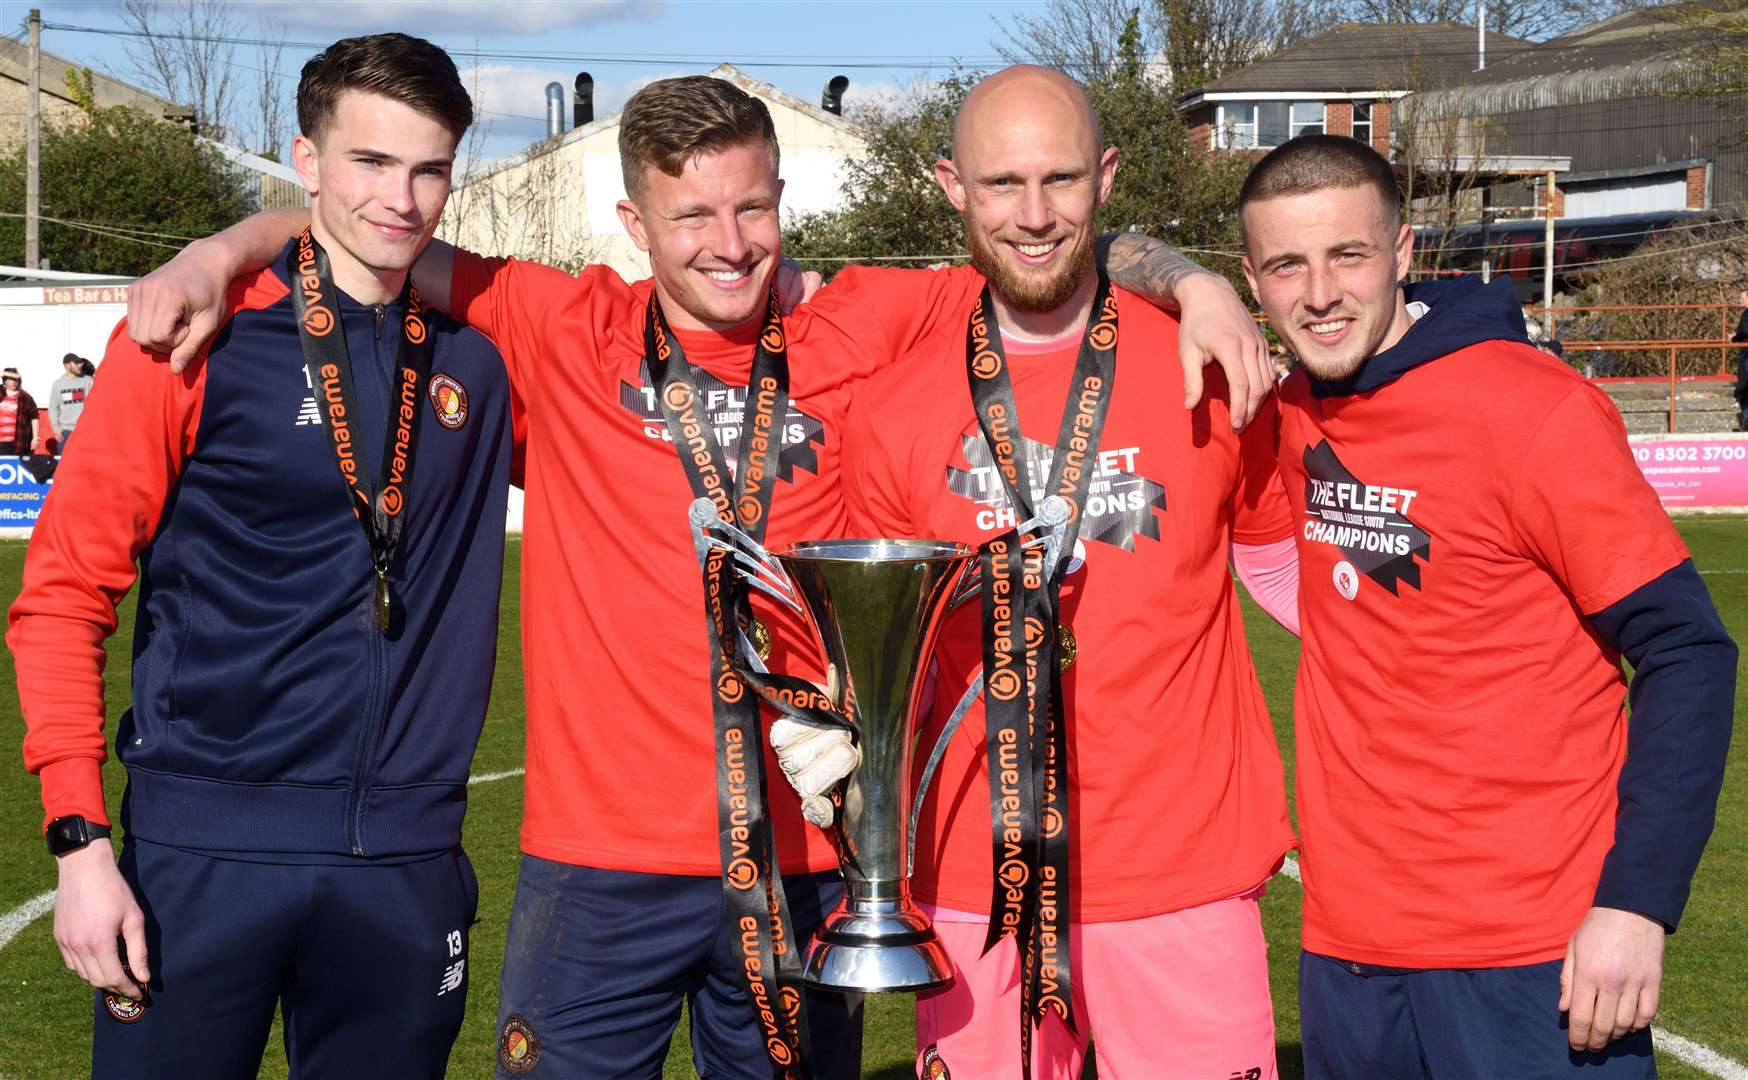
769, 714, 859, 829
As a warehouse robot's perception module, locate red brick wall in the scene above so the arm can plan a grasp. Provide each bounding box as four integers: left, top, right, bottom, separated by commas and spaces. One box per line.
1326, 101, 1353, 138
1371, 101, 1391, 155
1186, 104, 1214, 153
1686, 164, 1709, 209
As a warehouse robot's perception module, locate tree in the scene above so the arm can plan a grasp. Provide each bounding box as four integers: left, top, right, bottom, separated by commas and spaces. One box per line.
996, 0, 1335, 93
117, 0, 240, 142
1334, 0, 1629, 42
248, 19, 290, 161
785, 16, 1254, 290
781, 72, 972, 275
0, 93, 255, 276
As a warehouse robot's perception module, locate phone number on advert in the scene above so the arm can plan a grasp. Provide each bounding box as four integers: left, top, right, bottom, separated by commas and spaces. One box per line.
1632, 445, 1748, 464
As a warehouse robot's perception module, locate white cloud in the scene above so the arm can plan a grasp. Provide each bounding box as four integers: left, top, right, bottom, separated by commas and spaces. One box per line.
276, 1, 664, 36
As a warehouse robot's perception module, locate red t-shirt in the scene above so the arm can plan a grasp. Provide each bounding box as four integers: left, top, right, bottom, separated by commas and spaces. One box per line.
844, 269, 1297, 922
1276, 341, 1690, 967
451, 253, 971, 875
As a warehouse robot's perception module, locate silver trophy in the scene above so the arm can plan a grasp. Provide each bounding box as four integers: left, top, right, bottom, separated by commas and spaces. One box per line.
688, 496, 1071, 993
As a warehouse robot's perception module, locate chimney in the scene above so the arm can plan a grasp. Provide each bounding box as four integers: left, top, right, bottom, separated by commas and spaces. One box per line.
574, 72, 595, 127
821, 75, 849, 116
544, 82, 565, 139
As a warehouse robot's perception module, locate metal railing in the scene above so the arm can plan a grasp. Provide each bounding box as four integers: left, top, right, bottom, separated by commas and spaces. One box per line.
1529, 303, 1743, 376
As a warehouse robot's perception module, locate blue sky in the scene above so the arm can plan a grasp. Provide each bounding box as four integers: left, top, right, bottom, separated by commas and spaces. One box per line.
6, 1, 1044, 162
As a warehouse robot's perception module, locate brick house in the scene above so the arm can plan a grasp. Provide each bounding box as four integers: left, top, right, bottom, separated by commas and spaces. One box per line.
1176, 23, 1532, 159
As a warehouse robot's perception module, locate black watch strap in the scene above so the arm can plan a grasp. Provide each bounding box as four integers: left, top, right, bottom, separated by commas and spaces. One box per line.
45, 815, 111, 857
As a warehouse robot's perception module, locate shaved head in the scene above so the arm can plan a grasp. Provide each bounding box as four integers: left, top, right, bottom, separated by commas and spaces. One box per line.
939, 65, 1116, 324
951, 65, 1102, 166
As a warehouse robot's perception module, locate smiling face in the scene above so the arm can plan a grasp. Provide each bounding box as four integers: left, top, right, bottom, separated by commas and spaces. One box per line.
616, 140, 783, 333
292, 89, 458, 304
1241, 183, 1416, 382
936, 67, 1116, 317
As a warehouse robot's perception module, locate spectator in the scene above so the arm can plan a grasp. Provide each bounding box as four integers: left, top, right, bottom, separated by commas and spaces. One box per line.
1732, 289, 1747, 431
49, 353, 93, 451
0, 367, 40, 457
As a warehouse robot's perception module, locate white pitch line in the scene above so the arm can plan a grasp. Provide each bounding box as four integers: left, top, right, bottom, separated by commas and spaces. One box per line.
1657, 1031, 1748, 1080
0, 890, 55, 952
0, 767, 527, 954
1274, 855, 1748, 1079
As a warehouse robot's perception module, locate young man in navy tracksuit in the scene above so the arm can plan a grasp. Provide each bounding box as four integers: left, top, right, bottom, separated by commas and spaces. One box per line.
8, 34, 514, 1078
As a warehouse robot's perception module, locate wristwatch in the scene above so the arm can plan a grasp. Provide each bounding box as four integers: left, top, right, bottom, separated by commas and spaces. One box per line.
45, 815, 111, 857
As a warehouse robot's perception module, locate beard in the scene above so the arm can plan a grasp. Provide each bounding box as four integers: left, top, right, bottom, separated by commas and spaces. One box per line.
964, 217, 1095, 315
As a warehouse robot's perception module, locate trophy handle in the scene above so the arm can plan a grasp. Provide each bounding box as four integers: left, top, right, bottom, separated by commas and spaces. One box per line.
687, 497, 803, 614
908, 673, 983, 877
906, 495, 1074, 875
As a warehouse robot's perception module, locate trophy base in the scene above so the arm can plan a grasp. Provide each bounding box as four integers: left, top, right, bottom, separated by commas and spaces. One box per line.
801, 898, 953, 992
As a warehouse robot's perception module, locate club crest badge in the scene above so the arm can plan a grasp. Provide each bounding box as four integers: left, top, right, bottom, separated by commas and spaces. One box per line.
428, 373, 468, 430
1333, 560, 1360, 600
499, 1014, 540, 1073
921, 1044, 951, 1079
103, 992, 144, 1023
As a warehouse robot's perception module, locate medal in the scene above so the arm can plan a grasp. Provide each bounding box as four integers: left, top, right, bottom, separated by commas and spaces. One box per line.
375, 570, 392, 634
1057, 623, 1077, 671
288, 228, 433, 640
749, 616, 773, 662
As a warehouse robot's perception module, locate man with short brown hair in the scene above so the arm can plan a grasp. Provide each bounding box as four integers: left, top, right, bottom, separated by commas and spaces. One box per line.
1240, 134, 1735, 1078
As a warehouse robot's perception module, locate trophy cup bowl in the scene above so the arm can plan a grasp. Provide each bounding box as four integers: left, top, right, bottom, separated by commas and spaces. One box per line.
772, 538, 975, 993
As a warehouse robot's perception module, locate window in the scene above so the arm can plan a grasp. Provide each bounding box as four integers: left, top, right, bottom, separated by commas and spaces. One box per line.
1215, 100, 1325, 149
1351, 101, 1373, 147
1215, 103, 1257, 149
1291, 101, 1325, 137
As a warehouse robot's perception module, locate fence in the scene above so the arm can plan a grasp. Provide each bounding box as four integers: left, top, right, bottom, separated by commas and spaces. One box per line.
1531, 303, 1742, 378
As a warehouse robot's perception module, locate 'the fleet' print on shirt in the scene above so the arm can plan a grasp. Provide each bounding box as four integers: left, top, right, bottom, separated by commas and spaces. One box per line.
621, 370, 827, 481
947, 432, 1166, 551
1302, 440, 1431, 595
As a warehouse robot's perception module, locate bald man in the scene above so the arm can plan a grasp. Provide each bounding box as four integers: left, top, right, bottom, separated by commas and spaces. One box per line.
844, 66, 1298, 1079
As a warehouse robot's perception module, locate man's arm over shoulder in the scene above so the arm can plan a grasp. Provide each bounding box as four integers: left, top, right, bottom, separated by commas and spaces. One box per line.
442, 243, 628, 387
129, 208, 307, 372
1102, 233, 1272, 428
786, 263, 985, 392
8, 323, 206, 830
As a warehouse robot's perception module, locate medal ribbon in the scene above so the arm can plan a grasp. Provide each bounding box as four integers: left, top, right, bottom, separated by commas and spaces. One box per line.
644, 289, 851, 1080
965, 273, 1118, 1077
287, 228, 435, 635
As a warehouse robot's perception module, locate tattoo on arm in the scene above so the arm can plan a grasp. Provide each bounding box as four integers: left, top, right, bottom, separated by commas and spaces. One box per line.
1099, 232, 1220, 307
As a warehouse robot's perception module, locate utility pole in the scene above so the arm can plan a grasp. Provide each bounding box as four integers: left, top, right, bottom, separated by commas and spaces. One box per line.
26, 8, 41, 269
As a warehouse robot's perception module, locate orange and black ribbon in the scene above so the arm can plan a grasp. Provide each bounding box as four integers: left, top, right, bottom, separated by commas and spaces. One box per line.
964, 271, 1117, 1078
645, 289, 850, 1080
287, 227, 435, 635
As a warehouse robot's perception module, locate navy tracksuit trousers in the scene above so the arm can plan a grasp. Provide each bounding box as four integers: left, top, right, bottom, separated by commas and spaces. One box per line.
91, 839, 479, 1079
1300, 950, 1656, 1079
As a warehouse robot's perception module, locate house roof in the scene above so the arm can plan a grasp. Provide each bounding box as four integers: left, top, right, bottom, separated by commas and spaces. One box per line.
1405, 3, 1718, 114
1180, 22, 1533, 103
0, 38, 192, 121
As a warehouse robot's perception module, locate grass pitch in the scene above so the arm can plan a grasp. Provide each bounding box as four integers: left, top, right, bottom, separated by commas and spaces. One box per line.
0, 518, 1742, 1078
